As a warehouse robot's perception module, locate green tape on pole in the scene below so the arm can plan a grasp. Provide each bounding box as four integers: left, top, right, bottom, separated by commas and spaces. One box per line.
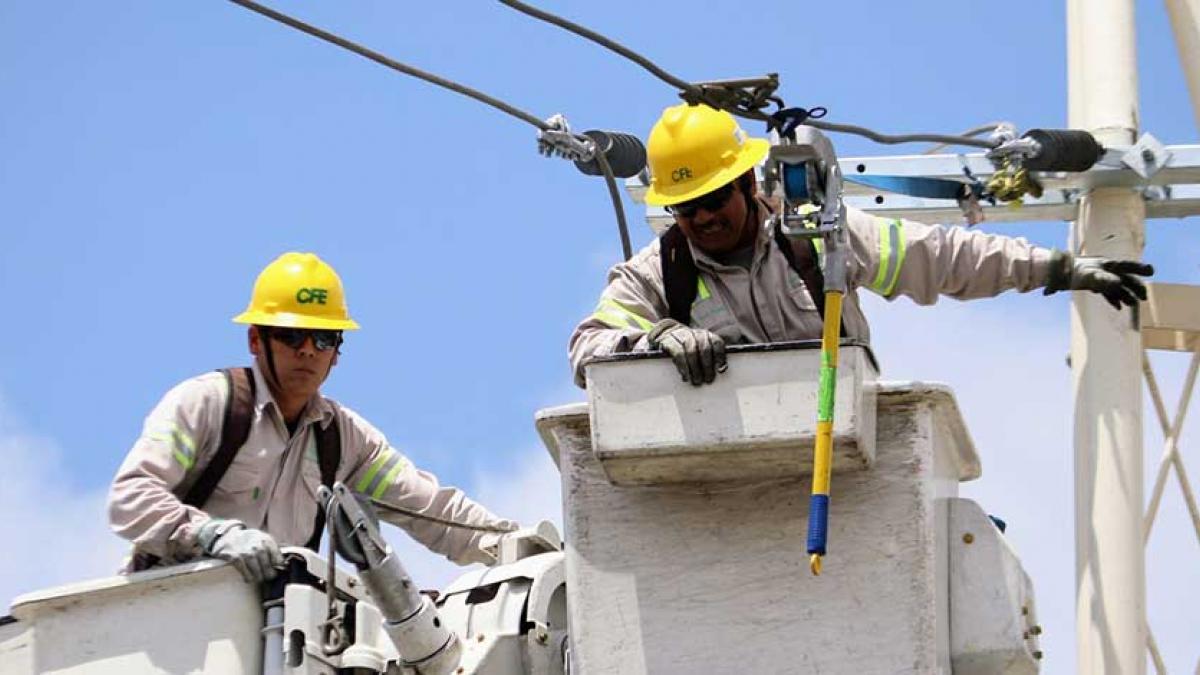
818, 364, 836, 422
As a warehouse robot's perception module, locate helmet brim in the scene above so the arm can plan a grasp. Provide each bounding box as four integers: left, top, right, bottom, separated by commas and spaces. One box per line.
232, 311, 360, 330
643, 138, 770, 206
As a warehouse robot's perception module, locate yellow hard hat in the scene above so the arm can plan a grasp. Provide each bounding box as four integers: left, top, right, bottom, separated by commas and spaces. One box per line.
233, 252, 360, 330
643, 103, 770, 206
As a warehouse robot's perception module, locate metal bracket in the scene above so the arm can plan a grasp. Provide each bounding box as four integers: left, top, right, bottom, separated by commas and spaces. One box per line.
1122, 133, 1172, 180
537, 113, 597, 163
682, 74, 781, 116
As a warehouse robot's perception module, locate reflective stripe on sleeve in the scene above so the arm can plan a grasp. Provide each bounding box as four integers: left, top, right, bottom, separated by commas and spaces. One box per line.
356, 448, 409, 499
373, 456, 409, 499
591, 298, 653, 331
148, 424, 196, 471
869, 219, 907, 297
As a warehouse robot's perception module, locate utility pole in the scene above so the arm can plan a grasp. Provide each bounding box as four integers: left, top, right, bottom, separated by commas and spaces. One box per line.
1067, 0, 1146, 673
1166, 0, 1200, 133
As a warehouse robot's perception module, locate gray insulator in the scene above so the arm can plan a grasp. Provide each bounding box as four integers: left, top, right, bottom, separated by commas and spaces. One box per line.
1022, 129, 1104, 172
574, 130, 647, 178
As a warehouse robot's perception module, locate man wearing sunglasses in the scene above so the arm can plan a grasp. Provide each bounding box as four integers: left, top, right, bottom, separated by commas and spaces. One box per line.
569, 103, 1153, 386
109, 252, 518, 583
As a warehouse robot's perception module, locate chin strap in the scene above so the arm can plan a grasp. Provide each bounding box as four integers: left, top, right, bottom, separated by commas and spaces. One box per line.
256, 326, 283, 389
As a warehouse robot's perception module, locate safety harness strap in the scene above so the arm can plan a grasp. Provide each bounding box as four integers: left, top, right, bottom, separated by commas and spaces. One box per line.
772, 223, 827, 319
305, 415, 342, 551
182, 367, 257, 508
660, 224, 699, 325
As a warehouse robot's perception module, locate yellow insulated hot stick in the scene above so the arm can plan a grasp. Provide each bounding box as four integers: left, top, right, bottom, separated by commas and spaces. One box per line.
807, 290, 843, 576
766, 124, 850, 576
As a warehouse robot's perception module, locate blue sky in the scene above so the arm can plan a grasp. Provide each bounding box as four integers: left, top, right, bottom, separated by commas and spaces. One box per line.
1, 1, 1197, 672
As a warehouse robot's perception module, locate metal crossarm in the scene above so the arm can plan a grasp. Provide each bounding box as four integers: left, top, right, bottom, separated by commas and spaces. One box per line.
838, 142, 1200, 224
625, 142, 1200, 232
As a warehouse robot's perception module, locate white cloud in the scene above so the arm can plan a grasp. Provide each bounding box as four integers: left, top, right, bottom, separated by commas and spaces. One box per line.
0, 395, 128, 611
470, 449, 564, 533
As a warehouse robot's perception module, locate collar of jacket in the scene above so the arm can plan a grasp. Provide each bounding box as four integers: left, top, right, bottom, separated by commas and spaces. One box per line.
249, 361, 336, 430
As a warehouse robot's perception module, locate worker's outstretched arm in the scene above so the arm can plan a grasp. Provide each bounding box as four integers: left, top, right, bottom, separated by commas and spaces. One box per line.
840, 205, 1147, 307
341, 408, 519, 566
844, 206, 1056, 304
108, 372, 225, 564
845, 206, 1150, 308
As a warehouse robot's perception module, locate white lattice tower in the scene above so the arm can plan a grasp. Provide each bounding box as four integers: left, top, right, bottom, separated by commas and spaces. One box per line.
1139, 283, 1200, 674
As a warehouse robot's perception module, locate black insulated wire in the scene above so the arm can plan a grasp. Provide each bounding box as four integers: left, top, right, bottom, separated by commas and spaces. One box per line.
593, 149, 633, 260
226, 0, 551, 131
805, 119, 995, 149
224, 0, 637, 260
923, 123, 1007, 154
224, 0, 989, 260
497, 0, 997, 150
497, 0, 700, 97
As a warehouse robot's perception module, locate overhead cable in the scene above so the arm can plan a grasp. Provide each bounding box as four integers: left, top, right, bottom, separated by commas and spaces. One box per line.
228, 0, 550, 130
224, 0, 635, 259
497, 0, 996, 149
922, 123, 1008, 154
497, 0, 698, 95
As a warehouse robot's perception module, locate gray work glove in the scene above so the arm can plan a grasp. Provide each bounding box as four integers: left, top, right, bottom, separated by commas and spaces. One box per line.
1044, 250, 1154, 310
197, 519, 283, 583
648, 318, 728, 386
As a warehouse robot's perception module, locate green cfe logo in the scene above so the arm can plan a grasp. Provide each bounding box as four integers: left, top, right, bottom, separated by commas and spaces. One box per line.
671, 167, 693, 183
296, 288, 329, 305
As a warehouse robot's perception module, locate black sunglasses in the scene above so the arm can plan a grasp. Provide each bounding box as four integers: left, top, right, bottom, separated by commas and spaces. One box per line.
263, 327, 343, 352
665, 181, 737, 219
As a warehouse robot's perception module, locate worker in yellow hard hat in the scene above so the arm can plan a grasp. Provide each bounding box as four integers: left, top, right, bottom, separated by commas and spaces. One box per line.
568, 103, 1153, 387
109, 252, 524, 583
